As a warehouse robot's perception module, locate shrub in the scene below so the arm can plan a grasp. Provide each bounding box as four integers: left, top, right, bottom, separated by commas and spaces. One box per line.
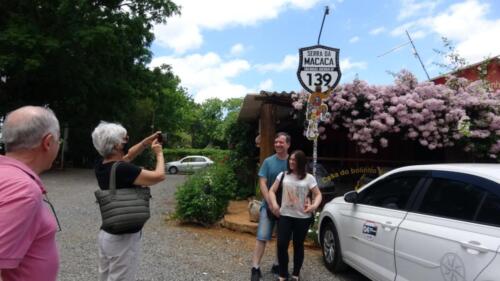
306, 212, 321, 247
174, 163, 237, 225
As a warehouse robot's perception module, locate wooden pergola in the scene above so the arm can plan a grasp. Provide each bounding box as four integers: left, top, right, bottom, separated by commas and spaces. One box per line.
238, 91, 295, 163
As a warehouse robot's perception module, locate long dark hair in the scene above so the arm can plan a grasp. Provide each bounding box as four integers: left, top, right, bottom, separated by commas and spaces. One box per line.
287, 150, 307, 180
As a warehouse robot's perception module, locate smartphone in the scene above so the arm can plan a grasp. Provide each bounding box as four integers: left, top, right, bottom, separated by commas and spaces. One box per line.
157, 132, 167, 144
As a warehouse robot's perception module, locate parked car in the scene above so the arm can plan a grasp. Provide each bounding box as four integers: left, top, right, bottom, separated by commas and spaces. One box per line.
165, 156, 214, 174
318, 164, 500, 281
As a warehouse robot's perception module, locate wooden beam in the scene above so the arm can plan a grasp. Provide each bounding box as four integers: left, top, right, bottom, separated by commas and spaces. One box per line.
259, 103, 276, 163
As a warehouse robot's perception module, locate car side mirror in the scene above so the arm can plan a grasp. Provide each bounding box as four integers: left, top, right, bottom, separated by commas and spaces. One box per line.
344, 191, 358, 204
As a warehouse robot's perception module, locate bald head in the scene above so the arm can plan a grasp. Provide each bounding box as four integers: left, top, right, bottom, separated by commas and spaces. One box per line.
3, 106, 60, 152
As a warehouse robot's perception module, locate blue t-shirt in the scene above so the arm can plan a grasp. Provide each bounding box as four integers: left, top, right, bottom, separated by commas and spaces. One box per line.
258, 154, 288, 207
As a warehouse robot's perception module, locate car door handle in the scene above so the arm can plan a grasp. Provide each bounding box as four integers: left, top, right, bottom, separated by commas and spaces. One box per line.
381, 221, 396, 231
460, 241, 489, 254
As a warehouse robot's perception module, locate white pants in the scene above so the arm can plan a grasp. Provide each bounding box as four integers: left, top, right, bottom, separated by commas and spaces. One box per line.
98, 230, 141, 281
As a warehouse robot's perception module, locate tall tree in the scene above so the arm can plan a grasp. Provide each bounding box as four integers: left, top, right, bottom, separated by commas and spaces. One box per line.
190, 98, 243, 149
0, 0, 184, 165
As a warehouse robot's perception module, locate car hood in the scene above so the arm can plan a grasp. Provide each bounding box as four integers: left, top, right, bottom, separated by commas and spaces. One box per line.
325, 195, 346, 207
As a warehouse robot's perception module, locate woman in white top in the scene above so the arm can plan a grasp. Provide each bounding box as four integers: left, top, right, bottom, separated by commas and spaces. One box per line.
269, 150, 322, 281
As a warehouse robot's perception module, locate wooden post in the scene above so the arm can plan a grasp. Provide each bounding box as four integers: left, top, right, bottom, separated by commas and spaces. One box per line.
259, 103, 276, 163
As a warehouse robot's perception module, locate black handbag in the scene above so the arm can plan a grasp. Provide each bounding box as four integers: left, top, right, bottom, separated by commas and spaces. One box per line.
266, 173, 285, 221
95, 161, 152, 234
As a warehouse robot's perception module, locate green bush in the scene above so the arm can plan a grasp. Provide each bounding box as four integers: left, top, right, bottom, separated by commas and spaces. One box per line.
163, 148, 229, 163
306, 212, 321, 247
174, 163, 236, 225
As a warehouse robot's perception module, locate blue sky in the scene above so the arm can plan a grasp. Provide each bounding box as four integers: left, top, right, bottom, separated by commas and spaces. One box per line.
150, 0, 500, 103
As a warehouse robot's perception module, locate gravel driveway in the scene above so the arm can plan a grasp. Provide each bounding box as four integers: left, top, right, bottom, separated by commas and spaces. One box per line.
41, 169, 368, 281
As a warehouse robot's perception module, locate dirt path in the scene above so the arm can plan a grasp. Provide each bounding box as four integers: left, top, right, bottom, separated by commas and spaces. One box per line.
42, 169, 368, 281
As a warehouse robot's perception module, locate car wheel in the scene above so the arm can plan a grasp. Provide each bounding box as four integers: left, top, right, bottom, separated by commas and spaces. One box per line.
321, 221, 347, 272
168, 166, 178, 174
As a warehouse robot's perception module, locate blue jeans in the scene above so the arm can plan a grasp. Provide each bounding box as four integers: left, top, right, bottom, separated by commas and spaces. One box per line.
256, 203, 277, 241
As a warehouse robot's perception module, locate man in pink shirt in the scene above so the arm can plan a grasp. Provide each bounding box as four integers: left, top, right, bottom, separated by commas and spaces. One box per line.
0, 106, 61, 281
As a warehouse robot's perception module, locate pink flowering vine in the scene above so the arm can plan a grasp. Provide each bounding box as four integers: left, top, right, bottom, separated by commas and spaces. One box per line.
291, 70, 500, 160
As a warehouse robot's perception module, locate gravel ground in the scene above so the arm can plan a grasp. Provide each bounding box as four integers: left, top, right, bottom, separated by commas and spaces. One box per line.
41, 169, 369, 281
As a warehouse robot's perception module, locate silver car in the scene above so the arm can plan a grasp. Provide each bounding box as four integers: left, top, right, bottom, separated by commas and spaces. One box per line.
318, 164, 500, 281
165, 155, 214, 174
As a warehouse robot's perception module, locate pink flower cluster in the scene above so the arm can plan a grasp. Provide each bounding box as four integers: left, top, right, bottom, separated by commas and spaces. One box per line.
292, 70, 500, 159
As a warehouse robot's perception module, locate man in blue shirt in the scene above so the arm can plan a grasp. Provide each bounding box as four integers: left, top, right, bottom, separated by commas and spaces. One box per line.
251, 132, 290, 281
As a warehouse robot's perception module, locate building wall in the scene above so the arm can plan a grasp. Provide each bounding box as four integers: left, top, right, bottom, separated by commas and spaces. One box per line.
432, 58, 500, 91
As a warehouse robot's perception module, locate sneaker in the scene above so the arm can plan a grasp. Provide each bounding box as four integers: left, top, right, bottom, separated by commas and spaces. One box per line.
272, 264, 289, 278
251, 267, 262, 281
271, 264, 279, 275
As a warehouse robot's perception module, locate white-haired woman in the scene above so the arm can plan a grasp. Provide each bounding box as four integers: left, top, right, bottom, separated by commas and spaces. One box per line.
91, 121, 165, 281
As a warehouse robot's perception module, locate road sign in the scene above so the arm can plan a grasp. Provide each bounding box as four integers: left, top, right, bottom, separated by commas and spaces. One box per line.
297, 45, 341, 93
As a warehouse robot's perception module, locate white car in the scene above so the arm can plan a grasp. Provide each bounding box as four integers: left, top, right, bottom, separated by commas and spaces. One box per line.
318, 164, 500, 281
165, 155, 214, 174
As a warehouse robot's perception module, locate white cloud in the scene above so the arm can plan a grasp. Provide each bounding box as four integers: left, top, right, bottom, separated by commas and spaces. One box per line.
429, 0, 500, 61
391, 22, 430, 39
230, 43, 245, 56
255, 55, 298, 73
150, 52, 252, 103
349, 36, 360, 43
154, 0, 322, 53
340, 58, 368, 71
196, 83, 251, 103
153, 18, 203, 54
398, 0, 439, 20
370, 26, 386, 35
392, 0, 500, 62
259, 79, 273, 90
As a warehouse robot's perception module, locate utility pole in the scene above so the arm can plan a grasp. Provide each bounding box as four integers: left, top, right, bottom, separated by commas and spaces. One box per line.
406, 30, 431, 80
317, 6, 330, 45
377, 30, 431, 81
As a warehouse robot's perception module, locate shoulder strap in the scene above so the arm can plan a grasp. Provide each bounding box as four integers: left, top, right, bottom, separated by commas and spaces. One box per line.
109, 161, 121, 195
278, 172, 285, 190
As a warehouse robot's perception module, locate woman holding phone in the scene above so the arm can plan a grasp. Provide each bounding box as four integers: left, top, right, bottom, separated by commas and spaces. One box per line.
91, 122, 166, 281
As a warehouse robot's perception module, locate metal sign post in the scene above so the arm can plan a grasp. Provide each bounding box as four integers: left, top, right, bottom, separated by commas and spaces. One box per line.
296, 7, 341, 176
303, 87, 331, 176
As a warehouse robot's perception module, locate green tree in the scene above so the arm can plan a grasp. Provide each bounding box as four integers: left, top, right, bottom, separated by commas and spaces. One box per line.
221, 98, 243, 143
190, 98, 222, 148
190, 98, 243, 149
0, 0, 186, 166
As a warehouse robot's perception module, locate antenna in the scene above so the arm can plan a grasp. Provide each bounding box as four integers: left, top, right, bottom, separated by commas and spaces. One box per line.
377, 41, 410, 58
317, 6, 330, 45
406, 30, 431, 80
378, 30, 431, 80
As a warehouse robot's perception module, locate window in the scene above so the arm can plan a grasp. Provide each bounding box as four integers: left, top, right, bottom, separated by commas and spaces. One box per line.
181, 158, 194, 163
476, 193, 500, 227
418, 178, 484, 222
194, 157, 206, 162
358, 176, 421, 210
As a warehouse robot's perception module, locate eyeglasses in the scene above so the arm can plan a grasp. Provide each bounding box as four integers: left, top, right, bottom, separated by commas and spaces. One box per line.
43, 194, 62, 232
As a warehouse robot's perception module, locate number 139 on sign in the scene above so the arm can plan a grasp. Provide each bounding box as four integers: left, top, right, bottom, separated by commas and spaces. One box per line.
306, 73, 332, 86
